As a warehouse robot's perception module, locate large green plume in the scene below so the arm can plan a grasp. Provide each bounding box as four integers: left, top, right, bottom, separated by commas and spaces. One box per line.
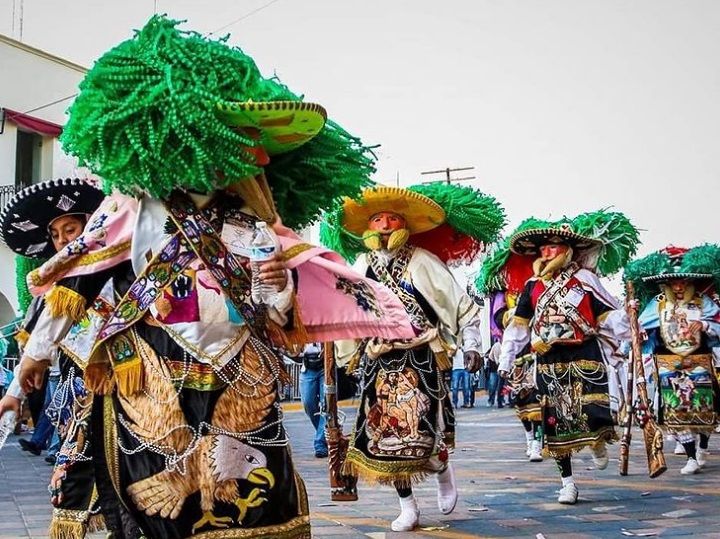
407, 183, 506, 244
572, 210, 641, 276
61, 15, 375, 229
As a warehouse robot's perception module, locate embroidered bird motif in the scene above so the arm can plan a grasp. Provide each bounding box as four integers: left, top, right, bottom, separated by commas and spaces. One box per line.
122, 339, 277, 532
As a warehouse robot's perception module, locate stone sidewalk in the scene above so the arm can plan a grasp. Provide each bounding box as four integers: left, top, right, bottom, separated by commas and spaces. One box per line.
1, 402, 719, 538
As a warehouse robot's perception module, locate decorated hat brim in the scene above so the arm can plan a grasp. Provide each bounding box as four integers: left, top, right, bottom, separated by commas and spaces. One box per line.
642, 272, 714, 283
510, 227, 602, 256
216, 100, 327, 156
0, 178, 104, 258
341, 186, 446, 237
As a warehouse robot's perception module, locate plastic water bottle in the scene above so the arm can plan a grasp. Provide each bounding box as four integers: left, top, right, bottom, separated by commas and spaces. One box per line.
0, 411, 16, 450
249, 221, 279, 305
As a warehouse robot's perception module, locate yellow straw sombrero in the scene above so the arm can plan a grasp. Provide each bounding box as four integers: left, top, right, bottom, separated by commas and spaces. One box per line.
216, 100, 327, 155
341, 186, 446, 236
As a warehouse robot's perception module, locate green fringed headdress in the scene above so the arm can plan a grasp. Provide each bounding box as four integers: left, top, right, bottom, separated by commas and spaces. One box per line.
624, 244, 720, 307
475, 239, 511, 295
508, 210, 640, 277
320, 182, 505, 264
61, 15, 375, 229
16, 255, 45, 314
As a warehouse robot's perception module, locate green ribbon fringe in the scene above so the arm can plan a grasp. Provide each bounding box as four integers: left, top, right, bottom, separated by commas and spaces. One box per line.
16, 255, 45, 315
60, 15, 375, 229
475, 239, 511, 294
407, 183, 506, 244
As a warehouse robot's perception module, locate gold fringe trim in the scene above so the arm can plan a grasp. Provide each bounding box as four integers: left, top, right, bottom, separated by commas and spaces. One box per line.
345, 347, 363, 374
45, 285, 86, 322
14, 327, 30, 347
84, 362, 115, 395
113, 357, 145, 397
87, 513, 105, 533
342, 447, 430, 489
516, 408, 542, 423
48, 519, 86, 539
543, 427, 618, 460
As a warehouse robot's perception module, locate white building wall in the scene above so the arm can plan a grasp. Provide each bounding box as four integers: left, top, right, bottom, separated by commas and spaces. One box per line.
0, 34, 88, 315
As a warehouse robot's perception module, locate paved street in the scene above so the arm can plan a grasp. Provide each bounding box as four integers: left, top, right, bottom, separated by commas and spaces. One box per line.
1, 396, 719, 538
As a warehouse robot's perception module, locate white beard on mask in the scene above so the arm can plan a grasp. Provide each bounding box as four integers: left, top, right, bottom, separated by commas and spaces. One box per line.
532, 246, 574, 279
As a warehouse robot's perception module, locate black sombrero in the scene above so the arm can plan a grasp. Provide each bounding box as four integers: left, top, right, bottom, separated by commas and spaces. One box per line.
0, 178, 104, 258
509, 223, 601, 256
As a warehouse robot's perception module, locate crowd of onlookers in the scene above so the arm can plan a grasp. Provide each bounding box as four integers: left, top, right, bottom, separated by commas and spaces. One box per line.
451, 339, 507, 410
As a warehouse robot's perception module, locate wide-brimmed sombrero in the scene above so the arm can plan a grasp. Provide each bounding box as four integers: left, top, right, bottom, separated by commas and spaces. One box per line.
321, 183, 505, 264
341, 186, 445, 237
510, 222, 601, 256
0, 178, 104, 258
216, 101, 326, 155
477, 211, 639, 285
624, 244, 720, 302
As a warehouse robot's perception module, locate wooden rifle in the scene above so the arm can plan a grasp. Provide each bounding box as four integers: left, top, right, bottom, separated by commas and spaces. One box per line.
323, 343, 358, 501
626, 281, 667, 478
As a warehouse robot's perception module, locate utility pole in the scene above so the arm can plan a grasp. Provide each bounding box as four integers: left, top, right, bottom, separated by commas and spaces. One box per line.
420, 165, 475, 184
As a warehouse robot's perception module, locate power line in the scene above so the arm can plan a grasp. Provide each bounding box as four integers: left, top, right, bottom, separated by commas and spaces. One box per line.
207, 0, 284, 36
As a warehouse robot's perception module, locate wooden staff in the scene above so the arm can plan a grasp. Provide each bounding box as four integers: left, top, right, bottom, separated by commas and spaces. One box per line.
323, 343, 358, 501
618, 338, 635, 475
626, 281, 667, 478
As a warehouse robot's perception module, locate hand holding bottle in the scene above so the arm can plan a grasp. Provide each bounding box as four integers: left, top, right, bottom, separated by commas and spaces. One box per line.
249, 222, 287, 304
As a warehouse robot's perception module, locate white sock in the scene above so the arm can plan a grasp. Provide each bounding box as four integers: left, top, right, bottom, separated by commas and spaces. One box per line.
525, 430, 534, 442
561, 475, 575, 487
391, 494, 419, 532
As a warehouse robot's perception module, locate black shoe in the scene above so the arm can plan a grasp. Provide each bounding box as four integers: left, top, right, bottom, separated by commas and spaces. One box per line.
19, 439, 42, 456
315, 450, 328, 458
497, 403, 505, 409
45, 455, 57, 465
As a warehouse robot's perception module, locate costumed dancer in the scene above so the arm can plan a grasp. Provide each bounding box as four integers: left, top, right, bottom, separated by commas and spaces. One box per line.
498, 212, 639, 504
0, 179, 116, 538
476, 244, 543, 462
624, 245, 720, 475
321, 182, 505, 531
16, 16, 416, 539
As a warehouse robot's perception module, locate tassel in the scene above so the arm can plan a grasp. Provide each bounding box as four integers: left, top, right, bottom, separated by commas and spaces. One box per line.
433, 350, 452, 372
48, 519, 87, 539
84, 363, 115, 395
114, 358, 145, 397
45, 285, 87, 322
15, 328, 30, 348
87, 513, 106, 533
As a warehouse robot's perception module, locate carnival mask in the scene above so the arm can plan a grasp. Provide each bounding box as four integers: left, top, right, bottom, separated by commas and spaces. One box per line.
533, 243, 573, 278
363, 211, 410, 252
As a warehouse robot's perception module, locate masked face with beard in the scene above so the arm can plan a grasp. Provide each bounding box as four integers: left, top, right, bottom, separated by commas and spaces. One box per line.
363, 211, 410, 252
533, 243, 574, 279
